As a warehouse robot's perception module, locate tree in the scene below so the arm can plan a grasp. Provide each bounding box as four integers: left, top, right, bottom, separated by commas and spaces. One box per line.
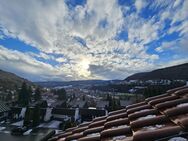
32, 105, 41, 127
56, 88, 66, 100
34, 87, 41, 101
28, 86, 32, 102
82, 95, 85, 101
18, 82, 30, 106
23, 107, 31, 127
40, 100, 48, 108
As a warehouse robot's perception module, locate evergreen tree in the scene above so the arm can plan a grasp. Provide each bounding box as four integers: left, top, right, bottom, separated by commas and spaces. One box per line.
18, 82, 30, 106
32, 105, 41, 127
56, 88, 66, 100
34, 87, 41, 101
23, 107, 30, 127
28, 86, 32, 102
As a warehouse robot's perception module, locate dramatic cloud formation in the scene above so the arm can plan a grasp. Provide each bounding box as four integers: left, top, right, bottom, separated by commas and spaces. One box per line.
0, 0, 187, 81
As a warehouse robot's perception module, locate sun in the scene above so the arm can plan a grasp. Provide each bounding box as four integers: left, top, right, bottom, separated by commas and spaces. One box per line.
77, 58, 91, 77
80, 58, 90, 70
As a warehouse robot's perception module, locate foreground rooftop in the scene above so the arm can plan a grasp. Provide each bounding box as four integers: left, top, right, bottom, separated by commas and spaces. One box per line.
48, 86, 188, 141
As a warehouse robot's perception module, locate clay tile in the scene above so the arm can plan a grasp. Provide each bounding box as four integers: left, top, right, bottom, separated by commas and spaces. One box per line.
146, 93, 169, 102
48, 136, 59, 141
155, 97, 188, 110
164, 104, 188, 117
72, 126, 88, 133
178, 117, 188, 130
58, 131, 72, 139
128, 109, 158, 121
78, 134, 100, 141
108, 108, 127, 116
133, 126, 182, 141
65, 126, 77, 132
65, 132, 84, 141
104, 118, 129, 129
57, 138, 65, 141
130, 115, 167, 129
106, 112, 128, 121
167, 86, 188, 94
89, 119, 106, 128
148, 95, 178, 106
127, 104, 151, 114
126, 101, 146, 109
93, 116, 107, 122
79, 122, 91, 127
83, 126, 104, 136
101, 126, 131, 138
174, 88, 188, 96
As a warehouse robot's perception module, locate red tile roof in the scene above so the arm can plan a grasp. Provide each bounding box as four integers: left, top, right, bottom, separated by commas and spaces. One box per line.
48, 86, 188, 141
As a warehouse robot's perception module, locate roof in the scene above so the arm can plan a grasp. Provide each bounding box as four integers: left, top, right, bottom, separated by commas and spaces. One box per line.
48, 86, 188, 141
96, 101, 109, 108
120, 100, 133, 107
69, 100, 86, 108
0, 101, 10, 113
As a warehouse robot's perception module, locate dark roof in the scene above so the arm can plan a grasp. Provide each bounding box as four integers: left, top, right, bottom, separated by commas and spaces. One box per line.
48, 86, 188, 141
0, 101, 10, 113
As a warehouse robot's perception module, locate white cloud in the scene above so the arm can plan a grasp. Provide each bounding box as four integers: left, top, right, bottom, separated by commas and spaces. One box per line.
173, 0, 182, 8
56, 57, 67, 63
155, 41, 177, 53
0, 0, 187, 81
135, 0, 146, 13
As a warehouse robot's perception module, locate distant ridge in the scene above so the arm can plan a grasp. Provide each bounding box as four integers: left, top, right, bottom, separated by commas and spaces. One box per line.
35, 80, 122, 88
125, 63, 188, 81
0, 69, 34, 89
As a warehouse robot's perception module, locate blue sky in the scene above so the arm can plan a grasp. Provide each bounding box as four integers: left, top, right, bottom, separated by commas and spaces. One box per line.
0, 0, 187, 81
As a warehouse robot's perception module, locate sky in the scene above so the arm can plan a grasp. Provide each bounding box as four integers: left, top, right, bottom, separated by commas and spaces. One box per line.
0, 0, 188, 81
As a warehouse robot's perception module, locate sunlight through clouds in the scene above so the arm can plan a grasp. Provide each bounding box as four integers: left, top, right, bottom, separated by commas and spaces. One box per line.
0, 0, 187, 81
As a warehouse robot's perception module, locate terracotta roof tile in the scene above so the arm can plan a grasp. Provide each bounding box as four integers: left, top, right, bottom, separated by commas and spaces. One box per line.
83, 126, 104, 135
106, 112, 128, 121
48, 86, 188, 141
104, 118, 129, 129
78, 134, 100, 141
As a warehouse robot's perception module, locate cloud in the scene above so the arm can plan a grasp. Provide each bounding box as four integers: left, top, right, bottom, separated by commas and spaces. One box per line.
0, 45, 58, 81
135, 0, 146, 13
0, 0, 187, 81
56, 57, 67, 63
155, 41, 177, 53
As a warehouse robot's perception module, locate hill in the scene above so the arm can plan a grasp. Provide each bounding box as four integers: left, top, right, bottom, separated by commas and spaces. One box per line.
35, 80, 121, 88
125, 63, 188, 81
0, 69, 34, 90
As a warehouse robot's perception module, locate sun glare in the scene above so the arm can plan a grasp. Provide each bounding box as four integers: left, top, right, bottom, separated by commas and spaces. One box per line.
77, 58, 91, 77
80, 59, 90, 70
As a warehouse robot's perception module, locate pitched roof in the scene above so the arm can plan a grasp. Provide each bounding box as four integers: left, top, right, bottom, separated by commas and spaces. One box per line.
48, 86, 188, 141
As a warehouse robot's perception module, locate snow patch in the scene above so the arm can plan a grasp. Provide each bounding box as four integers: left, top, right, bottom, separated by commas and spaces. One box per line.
135, 109, 150, 113
142, 124, 165, 131
75, 108, 80, 121
112, 125, 128, 129
11, 120, 23, 126
19, 107, 26, 118
87, 132, 100, 137
137, 115, 156, 121
0, 127, 5, 131
113, 135, 126, 140
44, 108, 52, 121
23, 129, 32, 135
168, 137, 188, 141
177, 103, 188, 107
38, 120, 61, 128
